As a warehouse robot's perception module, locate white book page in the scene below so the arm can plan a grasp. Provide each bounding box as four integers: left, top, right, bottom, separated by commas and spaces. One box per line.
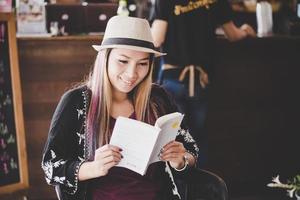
149, 113, 184, 164
109, 117, 160, 175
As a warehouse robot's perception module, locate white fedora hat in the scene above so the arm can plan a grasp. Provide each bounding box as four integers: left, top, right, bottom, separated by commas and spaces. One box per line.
92, 16, 166, 57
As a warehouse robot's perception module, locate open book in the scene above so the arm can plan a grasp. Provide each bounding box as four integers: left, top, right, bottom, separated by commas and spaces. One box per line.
109, 112, 184, 175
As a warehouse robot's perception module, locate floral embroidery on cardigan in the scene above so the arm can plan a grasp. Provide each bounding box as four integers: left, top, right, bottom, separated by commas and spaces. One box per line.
42, 161, 53, 184
76, 132, 84, 145
50, 149, 56, 158
52, 159, 66, 167
42, 150, 67, 185
77, 108, 84, 119
54, 176, 66, 184
78, 156, 84, 162
68, 90, 88, 194
178, 128, 195, 143
178, 128, 199, 159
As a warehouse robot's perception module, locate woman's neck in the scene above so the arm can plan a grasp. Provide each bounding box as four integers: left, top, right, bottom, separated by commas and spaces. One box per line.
111, 92, 134, 119
112, 90, 128, 103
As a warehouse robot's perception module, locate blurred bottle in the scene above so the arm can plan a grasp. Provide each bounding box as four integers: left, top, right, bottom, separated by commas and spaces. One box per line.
50, 21, 59, 36
256, 1, 273, 37
117, 0, 129, 16
297, 0, 300, 18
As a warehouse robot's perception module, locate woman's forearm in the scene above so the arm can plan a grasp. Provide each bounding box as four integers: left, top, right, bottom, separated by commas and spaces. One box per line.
78, 161, 97, 181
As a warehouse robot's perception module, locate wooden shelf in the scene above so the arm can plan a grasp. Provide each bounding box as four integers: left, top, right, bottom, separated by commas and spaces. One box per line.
17, 34, 104, 41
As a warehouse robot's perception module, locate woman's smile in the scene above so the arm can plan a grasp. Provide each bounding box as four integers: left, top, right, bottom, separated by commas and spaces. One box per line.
118, 75, 136, 87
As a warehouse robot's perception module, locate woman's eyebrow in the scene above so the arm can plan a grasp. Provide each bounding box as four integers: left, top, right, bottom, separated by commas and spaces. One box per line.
138, 57, 150, 61
118, 54, 149, 61
118, 54, 130, 58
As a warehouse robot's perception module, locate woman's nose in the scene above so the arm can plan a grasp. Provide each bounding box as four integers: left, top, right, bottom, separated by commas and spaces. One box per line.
124, 64, 137, 78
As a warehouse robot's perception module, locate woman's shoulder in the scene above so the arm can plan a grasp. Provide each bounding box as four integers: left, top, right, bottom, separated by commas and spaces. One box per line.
59, 85, 89, 104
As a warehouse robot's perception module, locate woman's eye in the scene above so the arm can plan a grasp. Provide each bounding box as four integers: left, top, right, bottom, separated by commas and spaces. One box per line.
118, 60, 128, 64
139, 62, 148, 66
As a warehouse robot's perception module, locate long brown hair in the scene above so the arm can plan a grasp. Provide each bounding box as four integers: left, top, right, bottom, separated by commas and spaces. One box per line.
86, 48, 154, 159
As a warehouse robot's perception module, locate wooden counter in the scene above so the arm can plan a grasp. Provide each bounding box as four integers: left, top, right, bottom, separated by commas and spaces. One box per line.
1, 35, 299, 199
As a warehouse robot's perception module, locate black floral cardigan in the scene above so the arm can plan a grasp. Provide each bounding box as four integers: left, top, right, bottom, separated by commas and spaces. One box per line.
41, 84, 199, 200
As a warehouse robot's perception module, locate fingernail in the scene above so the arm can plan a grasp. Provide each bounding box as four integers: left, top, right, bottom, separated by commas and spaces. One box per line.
119, 148, 123, 151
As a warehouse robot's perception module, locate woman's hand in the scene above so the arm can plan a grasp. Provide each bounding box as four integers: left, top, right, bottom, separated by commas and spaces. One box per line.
93, 144, 123, 177
160, 140, 186, 169
78, 144, 122, 181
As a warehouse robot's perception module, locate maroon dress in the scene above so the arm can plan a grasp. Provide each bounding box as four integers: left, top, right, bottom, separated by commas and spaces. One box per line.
88, 114, 164, 200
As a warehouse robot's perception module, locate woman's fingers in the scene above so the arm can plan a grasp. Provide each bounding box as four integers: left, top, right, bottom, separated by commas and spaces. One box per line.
160, 141, 185, 162
94, 144, 122, 161
161, 152, 183, 161
93, 158, 120, 177
96, 144, 122, 153
162, 141, 185, 154
160, 141, 186, 169
101, 153, 122, 164
95, 148, 122, 161
92, 144, 123, 177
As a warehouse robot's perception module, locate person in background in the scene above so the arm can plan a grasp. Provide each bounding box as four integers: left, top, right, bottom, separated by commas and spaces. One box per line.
41, 16, 199, 200
150, 0, 256, 167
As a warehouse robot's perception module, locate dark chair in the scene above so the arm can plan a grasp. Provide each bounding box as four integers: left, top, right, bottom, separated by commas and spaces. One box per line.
177, 168, 229, 200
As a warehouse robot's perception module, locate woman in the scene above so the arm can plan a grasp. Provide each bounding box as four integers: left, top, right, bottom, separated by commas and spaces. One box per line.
41, 16, 199, 200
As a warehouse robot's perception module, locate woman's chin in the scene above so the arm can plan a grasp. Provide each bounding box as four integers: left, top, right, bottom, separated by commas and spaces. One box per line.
116, 85, 135, 94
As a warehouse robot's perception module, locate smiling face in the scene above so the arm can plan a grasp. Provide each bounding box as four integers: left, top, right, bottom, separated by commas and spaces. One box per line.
107, 48, 151, 98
